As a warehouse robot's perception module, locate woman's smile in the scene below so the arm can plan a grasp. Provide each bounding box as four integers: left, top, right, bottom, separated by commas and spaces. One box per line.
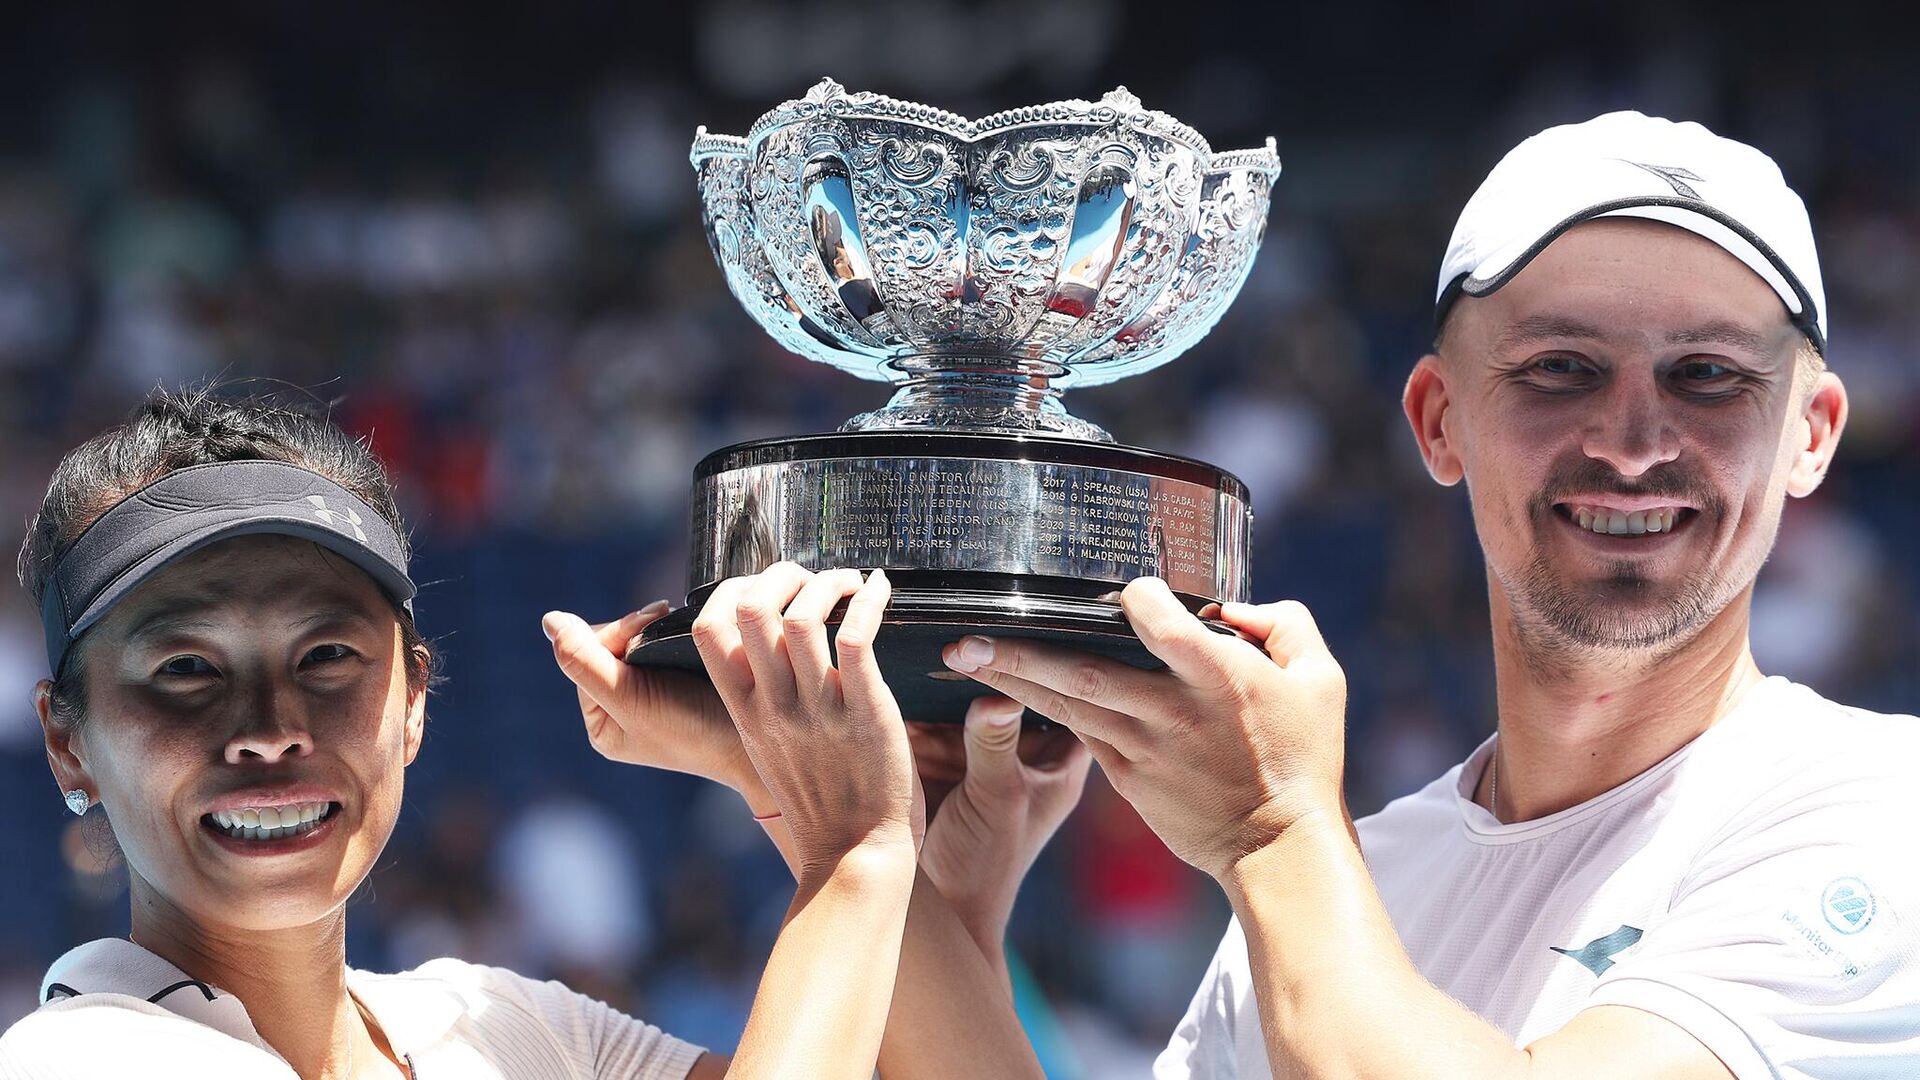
200, 801, 343, 856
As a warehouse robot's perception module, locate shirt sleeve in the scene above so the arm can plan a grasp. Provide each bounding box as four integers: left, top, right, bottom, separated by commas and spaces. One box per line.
1584, 771, 1920, 1080
1155, 915, 1252, 1080
454, 961, 709, 1079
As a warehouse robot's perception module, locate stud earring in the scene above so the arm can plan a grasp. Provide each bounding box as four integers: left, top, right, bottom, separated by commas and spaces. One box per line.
64, 789, 90, 816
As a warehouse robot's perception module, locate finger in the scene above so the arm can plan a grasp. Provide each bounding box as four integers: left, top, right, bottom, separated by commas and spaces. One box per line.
1218, 598, 1332, 668
780, 567, 865, 695
543, 610, 627, 707
960, 695, 1024, 789
908, 753, 927, 852
576, 684, 603, 725
1018, 726, 1090, 772
1072, 728, 1127, 776
835, 568, 896, 718
690, 577, 756, 700
734, 563, 814, 701
1120, 576, 1263, 689
942, 633, 1171, 719
951, 664, 1140, 758
594, 599, 672, 656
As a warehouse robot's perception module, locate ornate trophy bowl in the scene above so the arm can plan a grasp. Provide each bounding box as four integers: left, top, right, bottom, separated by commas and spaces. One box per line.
628, 79, 1280, 722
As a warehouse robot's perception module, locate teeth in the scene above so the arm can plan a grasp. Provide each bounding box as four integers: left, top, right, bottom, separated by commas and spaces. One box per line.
208, 802, 333, 842
1570, 505, 1684, 536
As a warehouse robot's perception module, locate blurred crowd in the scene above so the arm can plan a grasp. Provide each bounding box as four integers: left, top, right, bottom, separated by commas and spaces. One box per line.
0, 4, 1915, 1074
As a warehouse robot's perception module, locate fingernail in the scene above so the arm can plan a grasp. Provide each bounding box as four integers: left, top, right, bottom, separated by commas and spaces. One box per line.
641, 599, 671, 615
1096, 589, 1122, 602
541, 611, 565, 642
959, 636, 995, 668
870, 567, 890, 585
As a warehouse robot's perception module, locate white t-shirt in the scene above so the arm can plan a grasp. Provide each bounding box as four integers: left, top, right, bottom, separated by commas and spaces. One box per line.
0, 938, 706, 1079
1156, 676, 1920, 1080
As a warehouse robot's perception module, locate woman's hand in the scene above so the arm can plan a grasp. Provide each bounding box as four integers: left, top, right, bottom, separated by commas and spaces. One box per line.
692, 563, 922, 886
543, 602, 777, 814
702, 566, 926, 1080
909, 698, 1091, 976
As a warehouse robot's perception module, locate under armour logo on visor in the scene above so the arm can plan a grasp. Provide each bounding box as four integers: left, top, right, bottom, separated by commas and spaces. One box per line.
1621, 160, 1704, 199
307, 495, 368, 542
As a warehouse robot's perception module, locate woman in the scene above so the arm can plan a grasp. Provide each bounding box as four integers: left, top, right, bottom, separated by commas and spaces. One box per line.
0, 387, 1002, 1079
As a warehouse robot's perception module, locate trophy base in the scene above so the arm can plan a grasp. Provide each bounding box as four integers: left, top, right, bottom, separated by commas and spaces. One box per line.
624, 571, 1245, 725
625, 430, 1254, 724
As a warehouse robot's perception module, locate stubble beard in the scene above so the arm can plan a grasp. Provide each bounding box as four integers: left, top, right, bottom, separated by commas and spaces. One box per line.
1500, 460, 1745, 671
1507, 548, 1728, 655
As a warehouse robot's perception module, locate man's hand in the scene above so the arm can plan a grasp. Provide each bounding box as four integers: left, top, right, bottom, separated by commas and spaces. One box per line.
909, 697, 1092, 980
543, 601, 773, 813
941, 575, 1347, 881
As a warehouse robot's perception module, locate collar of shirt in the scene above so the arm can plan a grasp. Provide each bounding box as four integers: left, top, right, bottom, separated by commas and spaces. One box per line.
39, 937, 466, 1062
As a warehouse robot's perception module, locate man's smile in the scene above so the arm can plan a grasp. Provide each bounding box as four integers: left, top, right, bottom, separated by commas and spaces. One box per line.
1550, 501, 1702, 545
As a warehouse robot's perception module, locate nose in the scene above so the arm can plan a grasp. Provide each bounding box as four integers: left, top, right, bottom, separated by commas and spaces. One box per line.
224, 719, 313, 764
1580, 380, 1680, 478
222, 685, 314, 765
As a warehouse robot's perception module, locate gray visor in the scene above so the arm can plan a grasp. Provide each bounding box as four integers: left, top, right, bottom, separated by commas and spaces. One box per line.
40, 460, 416, 675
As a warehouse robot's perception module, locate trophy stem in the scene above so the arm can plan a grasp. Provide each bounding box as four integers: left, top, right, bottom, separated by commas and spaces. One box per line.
840, 368, 1114, 442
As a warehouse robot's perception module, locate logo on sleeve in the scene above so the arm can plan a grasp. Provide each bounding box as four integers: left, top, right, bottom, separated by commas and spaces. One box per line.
1822, 877, 1876, 935
1550, 924, 1644, 976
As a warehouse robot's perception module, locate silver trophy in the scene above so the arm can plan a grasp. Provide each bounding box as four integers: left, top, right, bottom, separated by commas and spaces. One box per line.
629, 79, 1280, 721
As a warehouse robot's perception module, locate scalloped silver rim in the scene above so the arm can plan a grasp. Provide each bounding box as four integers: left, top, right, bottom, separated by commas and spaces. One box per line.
694, 83, 1280, 176
690, 126, 749, 166
1209, 138, 1282, 179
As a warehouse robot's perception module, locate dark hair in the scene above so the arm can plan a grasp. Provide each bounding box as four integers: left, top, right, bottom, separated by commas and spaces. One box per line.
17, 384, 439, 731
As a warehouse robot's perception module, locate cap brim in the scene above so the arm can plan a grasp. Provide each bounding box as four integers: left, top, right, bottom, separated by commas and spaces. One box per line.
1442, 195, 1825, 354
65, 516, 417, 644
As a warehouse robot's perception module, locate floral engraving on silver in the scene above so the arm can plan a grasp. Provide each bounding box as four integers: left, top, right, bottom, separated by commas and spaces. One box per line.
693, 79, 1280, 441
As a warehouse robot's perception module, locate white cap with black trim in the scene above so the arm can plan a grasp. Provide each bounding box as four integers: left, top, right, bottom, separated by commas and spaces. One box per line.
1434, 110, 1827, 353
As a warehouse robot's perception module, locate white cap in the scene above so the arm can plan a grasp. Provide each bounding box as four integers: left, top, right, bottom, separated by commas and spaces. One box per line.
1435, 111, 1826, 352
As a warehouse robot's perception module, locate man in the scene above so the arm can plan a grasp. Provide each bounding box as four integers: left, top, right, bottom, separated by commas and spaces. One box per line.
942, 111, 1920, 1078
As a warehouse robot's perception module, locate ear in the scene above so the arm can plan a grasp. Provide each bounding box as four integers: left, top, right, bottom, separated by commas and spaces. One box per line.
1403, 353, 1464, 486
1786, 371, 1847, 498
402, 645, 429, 766
38, 679, 94, 801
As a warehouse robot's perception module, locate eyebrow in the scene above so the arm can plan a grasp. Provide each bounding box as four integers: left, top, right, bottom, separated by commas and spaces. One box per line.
122, 597, 233, 644
290, 605, 382, 634
1495, 314, 1780, 358
1494, 315, 1611, 352
121, 594, 379, 644
1662, 320, 1774, 356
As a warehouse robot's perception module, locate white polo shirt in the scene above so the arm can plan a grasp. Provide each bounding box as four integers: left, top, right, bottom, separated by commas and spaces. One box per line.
0, 938, 706, 1079
1156, 676, 1920, 1080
